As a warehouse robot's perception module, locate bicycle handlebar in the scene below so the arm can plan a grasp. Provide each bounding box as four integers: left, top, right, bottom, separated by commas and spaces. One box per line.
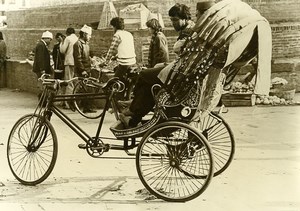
39, 74, 79, 88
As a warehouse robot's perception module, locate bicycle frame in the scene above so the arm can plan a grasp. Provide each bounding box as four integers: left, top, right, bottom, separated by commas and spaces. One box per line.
39, 85, 138, 155
51, 92, 109, 143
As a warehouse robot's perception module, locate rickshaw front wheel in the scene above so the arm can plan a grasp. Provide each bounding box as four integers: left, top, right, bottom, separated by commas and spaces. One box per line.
136, 121, 214, 202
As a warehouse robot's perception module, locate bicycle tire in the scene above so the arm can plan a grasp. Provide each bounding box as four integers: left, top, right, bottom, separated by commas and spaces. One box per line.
136, 121, 214, 202
195, 112, 235, 176
7, 114, 58, 185
73, 80, 104, 119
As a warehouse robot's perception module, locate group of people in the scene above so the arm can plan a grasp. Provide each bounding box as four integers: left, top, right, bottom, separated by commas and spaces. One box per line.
31, 1, 218, 127
32, 0, 262, 130
32, 24, 93, 111
118, 1, 216, 128
32, 15, 170, 112
118, 0, 270, 129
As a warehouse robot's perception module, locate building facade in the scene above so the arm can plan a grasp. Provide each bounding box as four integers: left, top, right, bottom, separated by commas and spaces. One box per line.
1, 0, 300, 92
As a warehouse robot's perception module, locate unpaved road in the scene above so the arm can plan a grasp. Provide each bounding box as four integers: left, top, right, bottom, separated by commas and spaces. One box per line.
0, 88, 300, 211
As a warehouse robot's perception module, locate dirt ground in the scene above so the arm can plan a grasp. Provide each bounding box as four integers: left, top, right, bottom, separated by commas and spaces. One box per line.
0, 88, 300, 211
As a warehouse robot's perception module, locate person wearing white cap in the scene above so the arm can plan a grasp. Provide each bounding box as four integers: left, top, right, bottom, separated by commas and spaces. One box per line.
32, 30, 53, 98
80, 24, 92, 36
32, 30, 53, 78
59, 27, 78, 110
73, 24, 92, 77
73, 24, 95, 113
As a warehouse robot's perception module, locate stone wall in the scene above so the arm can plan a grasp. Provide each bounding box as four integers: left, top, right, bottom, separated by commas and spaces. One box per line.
5, 60, 39, 93
4, 0, 300, 61
1, 0, 300, 93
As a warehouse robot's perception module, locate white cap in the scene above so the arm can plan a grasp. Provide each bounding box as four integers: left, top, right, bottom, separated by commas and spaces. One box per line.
80, 24, 92, 35
41, 31, 53, 39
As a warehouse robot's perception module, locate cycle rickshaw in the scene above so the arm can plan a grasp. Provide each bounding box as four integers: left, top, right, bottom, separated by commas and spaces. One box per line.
6, 1, 271, 202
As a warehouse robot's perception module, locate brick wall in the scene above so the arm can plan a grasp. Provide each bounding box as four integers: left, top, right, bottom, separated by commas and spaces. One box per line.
147, 0, 300, 60
2, 0, 300, 93
272, 23, 300, 59
6, 60, 39, 93
4, 0, 300, 61
246, 0, 300, 23
6, 0, 147, 29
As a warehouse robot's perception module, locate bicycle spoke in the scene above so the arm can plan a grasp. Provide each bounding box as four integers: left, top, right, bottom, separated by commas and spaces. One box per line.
137, 122, 214, 202
7, 114, 57, 185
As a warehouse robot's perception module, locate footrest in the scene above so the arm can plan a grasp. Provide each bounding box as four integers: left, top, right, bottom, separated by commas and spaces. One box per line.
78, 143, 87, 149
110, 113, 162, 139
110, 120, 126, 130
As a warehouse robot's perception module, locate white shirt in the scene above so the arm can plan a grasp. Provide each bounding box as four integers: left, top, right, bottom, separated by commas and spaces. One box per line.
60, 33, 78, 66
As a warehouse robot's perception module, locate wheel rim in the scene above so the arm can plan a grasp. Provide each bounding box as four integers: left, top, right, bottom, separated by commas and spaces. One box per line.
73, 82, 104, 119
197, 112, 235, 176
7, 115, 57, 185
137, 122, 213, 202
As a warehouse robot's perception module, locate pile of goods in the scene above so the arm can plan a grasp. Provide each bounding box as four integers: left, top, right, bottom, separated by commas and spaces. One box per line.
90, 56, 117, 72
255, 77, 298, 106
255, 95, 293, 105
229, 81, 255, 94
90, 56, 105, 71
271, 77, 288, 87
221, 81, 256, 107
119, 3, 151, 29
224, 77, 299, 106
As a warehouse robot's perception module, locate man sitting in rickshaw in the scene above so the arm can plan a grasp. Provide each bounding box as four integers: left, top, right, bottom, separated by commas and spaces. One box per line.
119, 0, 272, 129
118, 2, 199, 128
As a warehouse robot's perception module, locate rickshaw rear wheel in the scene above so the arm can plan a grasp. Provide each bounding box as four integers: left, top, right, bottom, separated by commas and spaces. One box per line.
194, 112, 235, 176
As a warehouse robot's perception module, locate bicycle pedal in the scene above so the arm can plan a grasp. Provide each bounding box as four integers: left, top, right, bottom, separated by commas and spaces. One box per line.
91, 144, 110, 152
78, 143, 87, 149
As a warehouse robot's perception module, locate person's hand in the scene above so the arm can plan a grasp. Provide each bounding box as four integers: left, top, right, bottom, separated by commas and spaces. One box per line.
99, 62, 108, 68
82, 71, 88, 77
96, 57, 106, 68
154, 63, 165, 68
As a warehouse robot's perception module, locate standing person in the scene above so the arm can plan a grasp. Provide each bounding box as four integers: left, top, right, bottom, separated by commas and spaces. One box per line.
73, 25, 92, 77
119, 3, 198, 128
52, 33, 65, 80
32, 31, 53, 97
60, 27, 77, 109
0, 31, 7, 88
32, 31, 53, 78
104, 17, 136, 101
146, 18, 169, 68
73, 24, 95, 113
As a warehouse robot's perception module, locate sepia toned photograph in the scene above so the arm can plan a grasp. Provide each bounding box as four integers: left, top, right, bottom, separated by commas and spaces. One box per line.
0, 0, 299, 210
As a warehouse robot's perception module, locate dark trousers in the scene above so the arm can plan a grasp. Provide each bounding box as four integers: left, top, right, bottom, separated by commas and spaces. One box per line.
114, 64, 135, 101
0, 61, 6, 88
129, 66, 164, 126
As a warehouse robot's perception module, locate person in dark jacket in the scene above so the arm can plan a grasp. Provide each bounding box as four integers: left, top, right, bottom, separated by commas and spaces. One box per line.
73, 25, 92, 77
73, 25, 95, 113
32, 31, 53, 78
52, 32, 65, 80
146, 18, 169, 68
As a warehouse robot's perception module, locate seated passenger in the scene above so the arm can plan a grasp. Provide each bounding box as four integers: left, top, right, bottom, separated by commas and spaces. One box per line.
119, 0, 272, 129
119, 2, 213, 128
